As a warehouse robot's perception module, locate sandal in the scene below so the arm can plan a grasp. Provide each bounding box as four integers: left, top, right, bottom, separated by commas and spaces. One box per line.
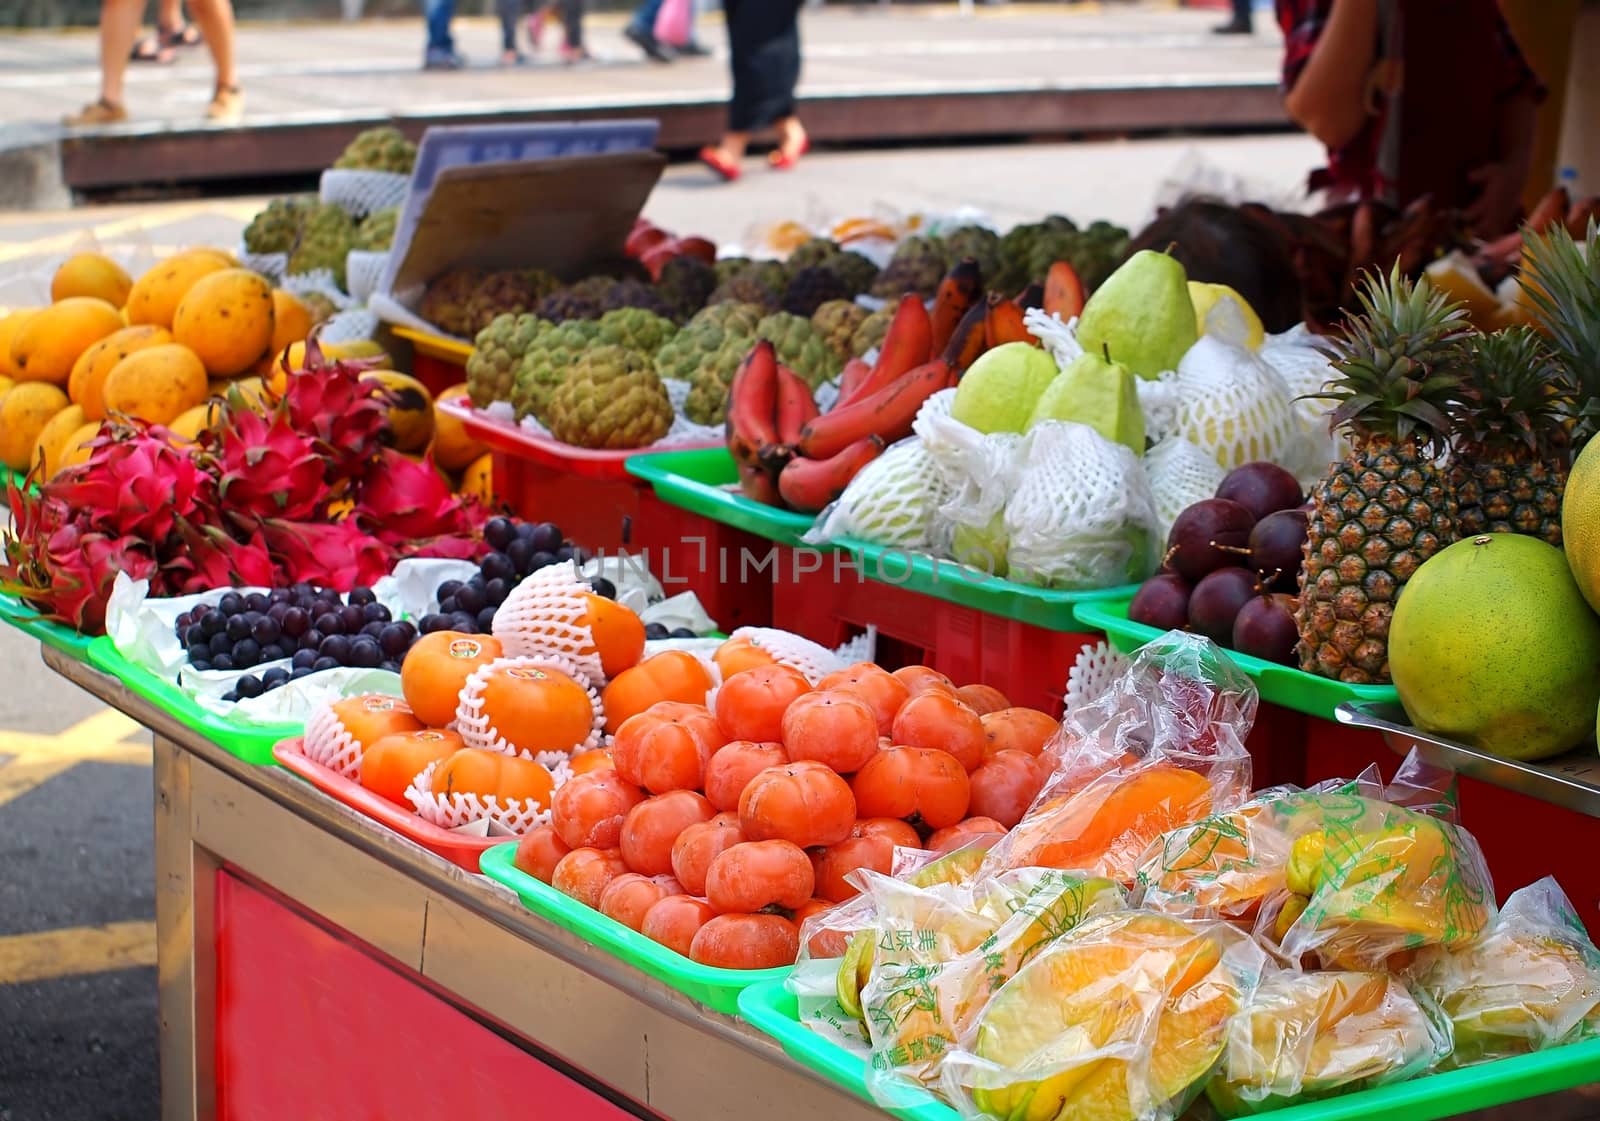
64, 99, 128, 127
163, 22, 203, 48
698, 146, 742, 182
130, 35, 176, 64
206, 86, 244, 124
769, 135, 810, 171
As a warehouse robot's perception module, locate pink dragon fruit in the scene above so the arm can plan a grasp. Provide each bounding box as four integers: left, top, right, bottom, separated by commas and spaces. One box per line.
166, 520, 278, 594
354, 448, 485, 552
207, 408, 329, 523
254, 517, 396, 592
50, 422, 220, 545
1, 517, 160, 634
278, 336, 389, 485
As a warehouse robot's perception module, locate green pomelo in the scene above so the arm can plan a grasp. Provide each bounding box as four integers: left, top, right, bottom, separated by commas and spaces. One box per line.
1075, 249, 1197, 380
1027, 349, 1145, 454
1390, 533, 1600, 761
951, 514, 1009, 578
1561, 437, 1600, 614
950, 342, 1059, 434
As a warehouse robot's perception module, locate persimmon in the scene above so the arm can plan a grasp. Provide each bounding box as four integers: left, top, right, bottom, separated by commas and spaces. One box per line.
325, 694, 424, 753
927, 817, 1007, 853
713, 634, 777, 680
619, 790, 715, 876
812, 818, 922, 903
703, 740, 788, 813
715, 663, 811, 743
399, 632, 503, 727
690, 913, 800, 969
739, 761, 856, 848
431, 748, 555, 808
475, 663, 596, 756
611, 701, 726, 794
816, 662, 910, 737
513, 824, 572, 883
583, 593, 646, 679
599, 872, 682, 932
551, 770, 646, 850
551, 846, 629, 909
892, 691, 987, 771
798, 903, 853, 958
781, 690, 880, 773
641, 894, 717, 957
981, 707, 1060, 759
670, 812, 746, 896
600, 650, 713, 733
957, 683, 1011, 715
968, 749, 1047, 828
569, 748, 615, 775
892, 665, 957, 697
705, 839, 814, 914
359, 729, 463, 804
851, 747, 971, 831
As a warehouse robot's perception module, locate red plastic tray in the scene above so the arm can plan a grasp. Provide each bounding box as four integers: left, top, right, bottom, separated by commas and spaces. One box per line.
272, 737, 504, 872
438, 396, 720, 482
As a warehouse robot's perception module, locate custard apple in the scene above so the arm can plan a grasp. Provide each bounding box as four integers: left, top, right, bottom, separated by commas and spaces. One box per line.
755, 312, 840, 388
655, 256, 717, 322
782, 267, 850, 318
353, 207, 399, 252
597, 307, 677, 356
825, 250, 880, 297
787, 237, 842, 271
812, 300, 869, 362
598, 278, 675, 319
709, 261, 787, 312
468, 313, 548, 408
420, 266, 488, 337
465, 270, 559, 336
333, 126, 417, 174
535, 283, 605, 323
511, 319, 601, 422
244, 196, 314, 255
869, 236, 948, 300
851, 305, 894, 358
941, 225, 1002, 281
658, 303, 765, 425
545, 345, 673, 450
286, 202, 356, 287
713, 257, 753, 285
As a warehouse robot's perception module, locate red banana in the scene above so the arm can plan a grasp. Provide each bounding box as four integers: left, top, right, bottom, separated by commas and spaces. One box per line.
930, 259, 983, 357
948, 299, 989, 373
984, 293, 1034, 349
1013, 282, 1045, 311
797, 359, 953, 461
1044, 260, 1085, 319
724, 341, 780, 464
737, 458, 781, 505
837, 357, 873, 404
778, 436, 885, 513
872, 294, 932, 383
773, 363, 820, 447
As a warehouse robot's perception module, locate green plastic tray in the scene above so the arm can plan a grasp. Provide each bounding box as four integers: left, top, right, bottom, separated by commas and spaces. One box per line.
1073, 599, 1398, 723
85, 636, 297, 765
625, 447, 817, 546
479, 842, 790, 1015
737, 976, 1600, 1121
836, 536, 1140, 631
0, 591, 96, 656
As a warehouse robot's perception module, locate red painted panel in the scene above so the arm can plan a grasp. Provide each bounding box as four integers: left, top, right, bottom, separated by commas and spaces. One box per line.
214, 871, 654, 1121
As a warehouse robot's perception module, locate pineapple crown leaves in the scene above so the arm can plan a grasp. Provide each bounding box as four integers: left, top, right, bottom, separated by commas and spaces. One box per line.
1519, 218, 1600, 447
1314, 263, 1471, 450
1455, 325, 1567, 457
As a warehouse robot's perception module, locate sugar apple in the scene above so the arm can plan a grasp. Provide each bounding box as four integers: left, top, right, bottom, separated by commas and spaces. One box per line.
709, 261, 787, 312
658, 303, 765, 425
941, 225, 1002, 283
243, 196, 314, 255
812, 300, 869, 362
535, 282, 606, 323
333, 126, 417, 174
713, 257, 753, 285
353, 207, 399, 252
597, 308, 677, 356
286, 202, 357, 287
654, 256, 717, 322
869, 236, 948, 300
680, 339, 752, 426
851, 305, 894, 357
598, 278, 676, 319
420, 266, 488, 337
782, 267, 851, 318
511, 319, 602, 422
755, 312, 840, 389
787, 237, 842, 271
545, 345, 673, 450
468, 313, 548, 408
825, 250, 880, 297
464, 270, 558, 336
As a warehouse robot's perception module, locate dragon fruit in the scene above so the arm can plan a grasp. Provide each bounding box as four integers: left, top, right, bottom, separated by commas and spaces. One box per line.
278, 336, 388, 485
354, 448, 484, 551
167, 520, 277, 594
206, 408, 329, 523
254, 517, 396, 592
1, 505, 160, 633
53, 422, 221, 545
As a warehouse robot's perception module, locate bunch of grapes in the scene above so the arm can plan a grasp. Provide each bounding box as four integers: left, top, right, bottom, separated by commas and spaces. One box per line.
176, 585, 418, 702
416, 517, 600, 635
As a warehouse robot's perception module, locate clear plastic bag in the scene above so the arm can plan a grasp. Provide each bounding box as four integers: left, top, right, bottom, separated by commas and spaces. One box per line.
1002, 421, 1162, 591
1414, 877, 1600, 1068
1206, 970, 1449, 1116
941, 911, 1268, 1121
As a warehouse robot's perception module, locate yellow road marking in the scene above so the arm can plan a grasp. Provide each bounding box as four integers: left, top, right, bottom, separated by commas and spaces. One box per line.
0, 921, 156, 985
0, 709, 150, 807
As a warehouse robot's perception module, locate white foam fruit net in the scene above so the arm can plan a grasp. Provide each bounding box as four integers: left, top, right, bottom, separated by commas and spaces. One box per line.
920, 412, 1022, 565
237, 245, 287, 285
320, 307, 380, 345
1144, 435, 1227, 539
345, 250, 390, 304
405, 756, 571, 835
319, 168, 410, 218
1022, 307, 1082, 369
1172, 335, 1303, 470
282, 268, 355, 308
726, 626, 849, 684
1063, 639, 1131, 717
491, 561, 606, 684
1004, 421, 1161, 590
301, 699, 365, 779
910, 388, 960, 453
1259, 328, 1343, 485
455, 653, 605, 759
809, 437, 948, 551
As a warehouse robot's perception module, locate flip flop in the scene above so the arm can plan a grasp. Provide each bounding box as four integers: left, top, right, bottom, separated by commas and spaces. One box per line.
162, 22, 202, 48
768, 136, 810, 171
130, 34, 176, 64
698, 146, 742, 182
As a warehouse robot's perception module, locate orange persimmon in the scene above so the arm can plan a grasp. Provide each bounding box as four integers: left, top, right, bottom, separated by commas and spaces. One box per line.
611, 701, 726, 794
619, 790, 716, 876
600, 649, 713, 733
359, 728, 463, 805
739, 761, 857, 848
703, 739, 789, 813
705, 839, 815, 914
715, 663, 811, 743
781, 690, 880, 773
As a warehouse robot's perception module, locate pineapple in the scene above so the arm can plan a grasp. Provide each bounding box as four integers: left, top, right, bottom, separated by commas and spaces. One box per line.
1296, 266, 1468, 684
1519, 219, 1600, 449
1450, 327, 1568, 546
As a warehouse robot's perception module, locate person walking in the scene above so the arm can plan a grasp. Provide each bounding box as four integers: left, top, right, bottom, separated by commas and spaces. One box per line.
423, 0, 464, 70
66, 0, 241, 126
130, 0, 202, 64
698, 0, 807, 182
625, 0, 709, 62
1215, 0, 1254, 34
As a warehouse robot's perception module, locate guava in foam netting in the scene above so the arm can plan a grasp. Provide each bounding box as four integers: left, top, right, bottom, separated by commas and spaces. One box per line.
810, 437, 948, 550
1003, 421, 1161, 590
1144, 435, 1227, 538
1259, 328, 1343, 483
924, 419, 1024, 564
1172, 335, 1302, 470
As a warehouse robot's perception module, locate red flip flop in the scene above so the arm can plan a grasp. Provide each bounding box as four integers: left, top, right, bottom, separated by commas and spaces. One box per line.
699, 146, 742, 182
769, 136, 810, 171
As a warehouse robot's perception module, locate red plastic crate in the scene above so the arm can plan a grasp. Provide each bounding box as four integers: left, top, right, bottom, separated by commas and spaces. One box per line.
410, 348, 467, 399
